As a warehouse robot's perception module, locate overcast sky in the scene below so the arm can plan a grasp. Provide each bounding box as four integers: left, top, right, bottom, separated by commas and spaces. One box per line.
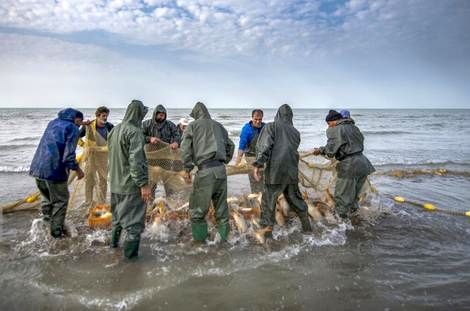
0, 0, 469, 109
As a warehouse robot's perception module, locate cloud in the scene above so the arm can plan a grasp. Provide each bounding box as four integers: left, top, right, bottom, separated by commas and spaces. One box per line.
0, 0, 468, 59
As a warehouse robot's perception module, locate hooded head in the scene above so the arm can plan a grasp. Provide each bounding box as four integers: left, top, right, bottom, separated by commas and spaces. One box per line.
274, 104, 293, 125
190, 102, 211, 120
153, 104, 167, 123
58, 108, 83, 126
123, 100, 148, 125
340, 109, 350, 119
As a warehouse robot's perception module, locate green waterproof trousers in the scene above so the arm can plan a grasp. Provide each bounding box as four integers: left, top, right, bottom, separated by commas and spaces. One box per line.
110, 192, 146, 258
35, 178, 69, 238
260, 183, 311, 231
334, 175, 368, 218
189, 165, 230, 242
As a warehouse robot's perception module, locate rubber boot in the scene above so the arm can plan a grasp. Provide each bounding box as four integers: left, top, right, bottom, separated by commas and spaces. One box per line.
299, 215, 313, 233
111, 227, 122, 248
191, 222, 208, 242
123, 240, 140, 259
217, 222, 230, 241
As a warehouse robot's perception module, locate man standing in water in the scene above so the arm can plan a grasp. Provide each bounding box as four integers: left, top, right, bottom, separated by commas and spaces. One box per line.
313, 110, 375, 220
108, 100, 152, 259
252, 104, 312, 240
143, 104, 180, 197
29, 108, 85, 238
234, 109, 265, 193
180, 102, 235, 243
79, 106, 114, 207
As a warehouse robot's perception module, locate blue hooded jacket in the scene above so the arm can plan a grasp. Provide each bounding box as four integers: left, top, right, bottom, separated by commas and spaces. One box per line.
29, 108, 83, 182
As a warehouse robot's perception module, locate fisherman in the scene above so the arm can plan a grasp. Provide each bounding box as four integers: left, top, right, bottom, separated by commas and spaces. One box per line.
78, 106, 114, 207
234, 109, 265, 193
143, 104, 180, 197
180, 102, 235, 243
108, 100, 152, 259
313, 110, 375, 220
29, 108, 85, 238
176, 117, 189, 145
252, 104, 312, 240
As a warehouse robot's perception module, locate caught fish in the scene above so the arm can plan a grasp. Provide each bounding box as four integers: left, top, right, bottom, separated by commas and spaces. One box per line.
253, 227, 272, 244
276, 195, 290, 217
232, 211, 247, 233
275, 208, 285, 226
307, 203, 322, 221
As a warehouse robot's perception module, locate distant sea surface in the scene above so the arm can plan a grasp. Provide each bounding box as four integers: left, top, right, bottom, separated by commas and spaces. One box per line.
1, 108, 469, 310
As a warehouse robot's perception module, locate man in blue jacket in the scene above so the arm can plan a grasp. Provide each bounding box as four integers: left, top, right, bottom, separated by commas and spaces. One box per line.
235, 109, 265, 193
30, 108, 85, 238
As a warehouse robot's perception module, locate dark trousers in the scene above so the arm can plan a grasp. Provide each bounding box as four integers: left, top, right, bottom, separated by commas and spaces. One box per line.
260, 183, 309, 228
35, 178, 69, 237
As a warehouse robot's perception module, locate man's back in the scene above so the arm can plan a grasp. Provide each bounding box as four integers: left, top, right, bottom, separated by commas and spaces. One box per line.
254, 104, 300, 185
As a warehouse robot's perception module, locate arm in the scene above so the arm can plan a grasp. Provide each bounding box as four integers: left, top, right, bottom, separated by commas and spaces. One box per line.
319, 127, 343, 158
225, 134, 235, 164
63, 125, 80, 171
252, 125, 274, 168
169, 122, 180, 149
180, 125, 194, 172
142, 120, 152, 143
128, 130, 149, 188
236, 124, 251, 164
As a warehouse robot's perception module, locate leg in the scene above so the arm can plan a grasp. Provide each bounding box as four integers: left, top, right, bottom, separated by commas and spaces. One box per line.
95, 157, 108, 204
47, 181, 69, 238
352, 175, 368, 213
259, 184, 284, 229
84, 161, 96, 206
118, 193, 146, 259
189, 169, 215, 242
283, 184, 312, 232
248, 170, 264, 194
212, 176, 229, 241
35, 178, 52, 221
334, 177, 357, 219
110, 193, 122, 248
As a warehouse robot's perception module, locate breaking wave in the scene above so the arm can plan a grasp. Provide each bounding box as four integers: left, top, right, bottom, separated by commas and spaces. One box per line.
362, 130, 412, 136
0, 165, 30, 173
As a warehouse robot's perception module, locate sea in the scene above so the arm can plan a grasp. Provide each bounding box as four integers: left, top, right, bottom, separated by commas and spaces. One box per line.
0, 108, 469, 310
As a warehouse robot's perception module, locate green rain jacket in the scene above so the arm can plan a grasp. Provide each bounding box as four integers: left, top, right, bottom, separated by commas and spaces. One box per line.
180, 102, 235, 171
142, 104, 180, 144
253, 104, 300, 185
319, 119, 375, 178
108, 100, 149, 194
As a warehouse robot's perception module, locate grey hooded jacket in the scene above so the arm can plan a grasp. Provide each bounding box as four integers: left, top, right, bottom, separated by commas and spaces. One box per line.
142, 105, 180, 144
253, 104, 300, 185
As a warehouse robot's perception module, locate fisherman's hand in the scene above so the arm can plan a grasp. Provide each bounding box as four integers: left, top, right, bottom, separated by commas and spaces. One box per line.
234, 156, 242, 166
313, 148, 321, 156
253, 167, 261, 182
149, 137, 159, 144
169, 142, 178, 150
183, 171, 192, 184
81, 119, 92, 126
76, 167, 85, 180
140, 185, 152, 203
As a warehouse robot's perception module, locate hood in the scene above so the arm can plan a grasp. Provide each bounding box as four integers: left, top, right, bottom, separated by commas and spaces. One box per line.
274, 104, 293, 125
190, 102, 211, 120
58, 108, 83, 122
123, 100, 148, 125
153, 104, 167, 122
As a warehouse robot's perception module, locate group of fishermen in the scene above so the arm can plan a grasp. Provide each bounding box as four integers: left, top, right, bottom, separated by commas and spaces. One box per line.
29, 100, 374, 259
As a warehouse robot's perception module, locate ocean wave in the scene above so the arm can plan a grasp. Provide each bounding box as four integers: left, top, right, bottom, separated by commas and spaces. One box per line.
8, 136, 42, 142
374, 160, 470, 168
376, 167, 470, 179
0, 165, 30, 173
0, 144, 37, 151
363, 130, 412, 136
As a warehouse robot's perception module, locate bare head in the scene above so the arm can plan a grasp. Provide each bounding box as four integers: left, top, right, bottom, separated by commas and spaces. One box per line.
95, 106, 109, 127
251, 109, 263, 128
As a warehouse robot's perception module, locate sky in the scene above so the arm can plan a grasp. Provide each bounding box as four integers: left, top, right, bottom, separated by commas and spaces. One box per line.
0, 0, 469, 109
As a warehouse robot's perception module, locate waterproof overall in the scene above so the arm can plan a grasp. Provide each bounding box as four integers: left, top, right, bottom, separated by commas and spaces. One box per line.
245, 127, 264, 193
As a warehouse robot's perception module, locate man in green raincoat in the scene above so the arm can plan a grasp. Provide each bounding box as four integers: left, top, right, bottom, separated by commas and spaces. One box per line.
252, 104, 312, 239
313, 110, 375, 219
180, 102, 235, 243
108, 100, 152, 259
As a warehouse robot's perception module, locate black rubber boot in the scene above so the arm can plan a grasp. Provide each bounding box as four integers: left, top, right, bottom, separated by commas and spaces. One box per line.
299, 215, 313, 233
123, 240, 140, 259
111, 227, 122, 248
